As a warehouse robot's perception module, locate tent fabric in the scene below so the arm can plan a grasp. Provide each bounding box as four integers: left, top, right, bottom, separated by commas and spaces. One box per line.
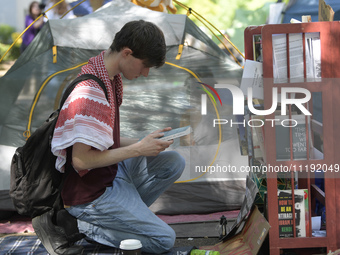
0, 0, 247, 214
49, 4, 184, 50
282, 0, 340, 23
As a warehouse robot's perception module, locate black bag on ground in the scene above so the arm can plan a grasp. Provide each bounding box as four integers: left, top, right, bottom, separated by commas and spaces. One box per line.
9, 74, 108, 218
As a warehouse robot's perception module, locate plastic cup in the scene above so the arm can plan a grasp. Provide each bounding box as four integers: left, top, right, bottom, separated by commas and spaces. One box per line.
119, 239, 142, 255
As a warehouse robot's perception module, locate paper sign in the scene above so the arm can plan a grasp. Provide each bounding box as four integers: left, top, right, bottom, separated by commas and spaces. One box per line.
240, 60, 264, 100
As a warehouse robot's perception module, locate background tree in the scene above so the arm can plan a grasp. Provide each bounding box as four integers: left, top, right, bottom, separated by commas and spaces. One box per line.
174, 0, 290, 53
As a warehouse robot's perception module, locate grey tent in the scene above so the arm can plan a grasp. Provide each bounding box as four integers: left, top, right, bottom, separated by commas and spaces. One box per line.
0, 0, 247, 214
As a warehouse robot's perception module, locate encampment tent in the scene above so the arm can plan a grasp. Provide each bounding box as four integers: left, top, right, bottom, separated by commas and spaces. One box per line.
282, 0, 340, 23
0, 0, 248, 215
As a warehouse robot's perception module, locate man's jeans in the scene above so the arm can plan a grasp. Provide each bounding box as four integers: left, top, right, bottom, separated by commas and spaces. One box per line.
66, 151, 185, 254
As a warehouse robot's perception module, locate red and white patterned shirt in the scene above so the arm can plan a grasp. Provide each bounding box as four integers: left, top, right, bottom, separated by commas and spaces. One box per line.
52, 51, 123, 177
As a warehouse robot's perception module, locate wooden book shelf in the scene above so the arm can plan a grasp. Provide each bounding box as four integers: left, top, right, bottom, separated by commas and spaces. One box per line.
244, 21, 340, 254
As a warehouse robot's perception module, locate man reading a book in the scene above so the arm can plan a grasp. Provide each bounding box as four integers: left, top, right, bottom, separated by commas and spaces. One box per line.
33, 20, 185, 255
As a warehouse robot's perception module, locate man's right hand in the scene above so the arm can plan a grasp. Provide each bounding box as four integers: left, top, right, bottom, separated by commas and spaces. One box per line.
137, 128, 174, 156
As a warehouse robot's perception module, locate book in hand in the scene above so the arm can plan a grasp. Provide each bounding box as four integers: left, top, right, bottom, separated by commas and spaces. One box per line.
158, 126, 192, 141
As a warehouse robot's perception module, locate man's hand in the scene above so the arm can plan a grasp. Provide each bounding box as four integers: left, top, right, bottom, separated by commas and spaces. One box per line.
72, 128, 173, 172
137, 127, 173, 156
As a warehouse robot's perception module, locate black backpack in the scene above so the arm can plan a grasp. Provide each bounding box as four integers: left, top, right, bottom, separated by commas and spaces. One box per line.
9, 74, 108, 218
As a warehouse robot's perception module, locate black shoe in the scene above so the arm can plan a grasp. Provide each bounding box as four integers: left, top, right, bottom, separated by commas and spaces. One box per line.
32, 209, 84, 255
56, 209, 85, 244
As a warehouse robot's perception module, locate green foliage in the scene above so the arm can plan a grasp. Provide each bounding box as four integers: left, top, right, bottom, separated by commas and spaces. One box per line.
174, 0, 278, 53
175, 0, 237, 30
227, 2, 273, 52
0, 24, 21, 61
0, 43, 20, 61
175, 0, 276, 30
0, 24, 16, 44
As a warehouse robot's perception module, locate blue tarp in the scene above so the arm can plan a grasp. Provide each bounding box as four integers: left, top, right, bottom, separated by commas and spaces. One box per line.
282, 0, 340, 23
70, 0, 112, 16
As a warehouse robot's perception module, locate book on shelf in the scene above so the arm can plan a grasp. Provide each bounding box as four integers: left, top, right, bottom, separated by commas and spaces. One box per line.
278, 189, 308, 238
246, 113, 264, 164
250, 115, 266, 163
305, 32, 321, 82
272, 32, 321, 84
236, 114, 248, 156
275, 115, 312, 161
246, 113, 314, 163
244, 113, 254, 157
251, 124, 263, 161
253, 34, 263, 62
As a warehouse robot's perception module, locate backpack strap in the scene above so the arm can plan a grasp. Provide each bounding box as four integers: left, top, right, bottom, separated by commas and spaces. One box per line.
59, 74, 108, 109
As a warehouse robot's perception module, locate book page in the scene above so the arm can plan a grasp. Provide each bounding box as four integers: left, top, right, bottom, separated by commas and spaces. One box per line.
272, 34, 288, 83
305, 32, 321, 81
272, 33, 307, 83
289, 33, 304, 83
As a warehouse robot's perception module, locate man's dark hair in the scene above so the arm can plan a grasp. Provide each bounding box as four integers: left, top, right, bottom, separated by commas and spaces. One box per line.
110, 20, 166, 68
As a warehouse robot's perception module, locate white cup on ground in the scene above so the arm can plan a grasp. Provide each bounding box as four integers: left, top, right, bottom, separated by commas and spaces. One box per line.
119, 239, 142, 255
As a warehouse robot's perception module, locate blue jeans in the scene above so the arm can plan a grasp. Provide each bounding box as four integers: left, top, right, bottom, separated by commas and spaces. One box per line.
66, 151, 185, 254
